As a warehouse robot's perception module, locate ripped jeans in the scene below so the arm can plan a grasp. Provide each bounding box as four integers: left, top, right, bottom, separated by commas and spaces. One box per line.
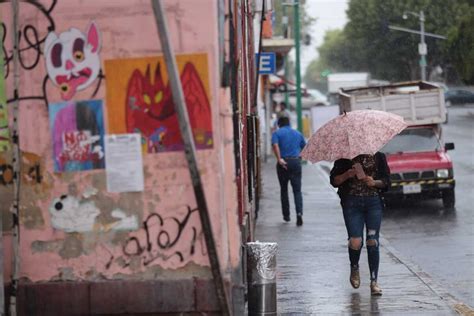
341, 195, 383, 281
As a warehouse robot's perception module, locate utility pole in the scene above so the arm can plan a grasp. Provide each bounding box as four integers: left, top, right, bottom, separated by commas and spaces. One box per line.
401, 10, 428, 81
150, 1, 230, 315
282, 6, 289, 107
419, 11, 426, 81
282, 0, 302, 132
293, 1, 303, 132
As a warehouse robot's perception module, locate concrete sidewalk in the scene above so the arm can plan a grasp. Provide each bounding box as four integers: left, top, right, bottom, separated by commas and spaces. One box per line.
256, 159, 458, 315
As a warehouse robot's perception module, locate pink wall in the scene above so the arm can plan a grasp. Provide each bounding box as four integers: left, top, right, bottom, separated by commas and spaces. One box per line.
0, 0, 240, 283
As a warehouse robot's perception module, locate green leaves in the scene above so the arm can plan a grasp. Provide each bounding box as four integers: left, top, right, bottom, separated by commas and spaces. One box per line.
304, 0, 473, 84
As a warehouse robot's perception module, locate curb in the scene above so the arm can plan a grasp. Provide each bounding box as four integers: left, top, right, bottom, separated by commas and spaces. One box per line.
379, 235, 473, 316
315, 164, 474, 316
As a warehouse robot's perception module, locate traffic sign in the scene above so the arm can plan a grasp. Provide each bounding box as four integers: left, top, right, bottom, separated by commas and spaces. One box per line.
256, 52, 276, 74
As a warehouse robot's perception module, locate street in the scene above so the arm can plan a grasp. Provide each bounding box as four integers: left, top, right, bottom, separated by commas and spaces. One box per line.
255, 105, 473, 314
382, 105, 474, 306
256, 157, 457, 314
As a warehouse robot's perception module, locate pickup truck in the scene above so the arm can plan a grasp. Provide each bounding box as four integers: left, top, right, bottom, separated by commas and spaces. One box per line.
339, 81, 456, 208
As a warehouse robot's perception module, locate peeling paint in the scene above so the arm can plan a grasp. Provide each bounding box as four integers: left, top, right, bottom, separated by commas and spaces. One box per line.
109, 209, 138, 231
31, 240, 63, 253
52, 267, 77, 281
59, 234, 84, 259
68, 183, 79, 196
21, 204, 45, 229
49, 195, 100, 232
82, 186, 98, 198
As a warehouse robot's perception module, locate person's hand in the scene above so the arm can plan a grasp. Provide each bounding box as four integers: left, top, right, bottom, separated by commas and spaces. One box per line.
278, 158, 288, 169
363, 176, 376, 187
345, 168, 357, 179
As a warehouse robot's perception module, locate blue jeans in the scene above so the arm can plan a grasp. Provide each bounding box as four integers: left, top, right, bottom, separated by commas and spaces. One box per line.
276, 158, 303, 218
341, 195, 383, 281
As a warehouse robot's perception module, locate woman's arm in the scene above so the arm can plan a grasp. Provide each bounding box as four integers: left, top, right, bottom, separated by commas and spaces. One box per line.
364, 152, 391, 190
362, 177, 386, 189
330, 159, 356, 187
333, 168, 357, 186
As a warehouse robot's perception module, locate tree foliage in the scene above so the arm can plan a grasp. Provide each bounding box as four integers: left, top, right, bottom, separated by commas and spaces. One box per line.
447, 5, 474, 83
272, 0, 315, 39
304, 0, 474, 85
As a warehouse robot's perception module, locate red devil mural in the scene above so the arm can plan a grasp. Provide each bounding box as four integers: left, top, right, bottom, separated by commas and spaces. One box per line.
125, 63, 213, 153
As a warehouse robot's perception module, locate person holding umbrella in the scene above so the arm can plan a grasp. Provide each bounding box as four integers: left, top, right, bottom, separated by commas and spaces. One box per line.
330, 153, 390, 296
301, 110, 407, 296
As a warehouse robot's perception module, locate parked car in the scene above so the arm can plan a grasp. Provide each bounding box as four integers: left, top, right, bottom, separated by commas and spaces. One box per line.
444, 89, 474, 107
287, 88, 329, 108
273, 86, 329, 110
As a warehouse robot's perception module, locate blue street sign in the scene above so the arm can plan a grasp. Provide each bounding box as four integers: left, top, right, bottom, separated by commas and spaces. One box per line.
256, 52, 276, 74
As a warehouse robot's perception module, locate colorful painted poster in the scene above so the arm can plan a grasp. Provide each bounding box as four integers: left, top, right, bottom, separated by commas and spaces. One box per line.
49, 100, 105, 172
44, 22, 102, 101
105, 54, 213, 153
0, 20, 9, 152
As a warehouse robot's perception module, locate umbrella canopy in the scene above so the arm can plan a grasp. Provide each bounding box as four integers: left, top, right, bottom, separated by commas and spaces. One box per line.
301, 110, 407, 163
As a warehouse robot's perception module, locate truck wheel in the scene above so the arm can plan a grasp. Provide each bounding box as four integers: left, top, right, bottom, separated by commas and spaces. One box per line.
442, 189, 455, 208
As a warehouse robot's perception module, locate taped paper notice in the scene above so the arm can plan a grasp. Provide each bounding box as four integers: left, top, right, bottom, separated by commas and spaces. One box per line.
105, 133, 144, 193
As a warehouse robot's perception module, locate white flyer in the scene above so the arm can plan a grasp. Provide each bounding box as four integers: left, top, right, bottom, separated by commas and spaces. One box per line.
105, 133, 144, 193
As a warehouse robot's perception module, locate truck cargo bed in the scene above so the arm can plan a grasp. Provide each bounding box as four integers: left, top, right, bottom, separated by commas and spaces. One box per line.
339, 81, 446, 125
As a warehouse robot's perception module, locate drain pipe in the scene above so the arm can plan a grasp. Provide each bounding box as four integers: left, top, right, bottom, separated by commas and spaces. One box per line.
9, 0, 22, 315
150, 1, 231, 315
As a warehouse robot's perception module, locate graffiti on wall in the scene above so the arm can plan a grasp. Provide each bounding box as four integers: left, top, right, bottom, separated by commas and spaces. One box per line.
105, 54, 213, 153
44, 22, 102, 101
49, 194, 139, 233
122, 206, 200, 266
1, 152, 45, 186
21, 152, 43, 185
1, 1, 104, 109
49, 100, 105, 172
0, 156, 13, 186
0, 19, 8, 152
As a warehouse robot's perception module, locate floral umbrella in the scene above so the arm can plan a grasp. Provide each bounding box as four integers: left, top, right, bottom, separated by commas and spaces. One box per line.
301, 110, 407, 163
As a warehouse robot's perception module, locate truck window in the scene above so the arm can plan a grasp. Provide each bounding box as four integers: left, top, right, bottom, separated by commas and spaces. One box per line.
381, 128, 440, 154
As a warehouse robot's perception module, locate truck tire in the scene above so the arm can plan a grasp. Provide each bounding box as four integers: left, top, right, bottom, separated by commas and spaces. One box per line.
442, 189, 455, 208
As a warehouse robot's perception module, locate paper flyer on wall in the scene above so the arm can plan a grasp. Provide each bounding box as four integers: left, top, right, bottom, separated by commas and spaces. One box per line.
105, 133, 144, 193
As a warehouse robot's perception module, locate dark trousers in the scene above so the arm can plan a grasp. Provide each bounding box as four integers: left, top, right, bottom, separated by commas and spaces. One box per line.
276, 158, 303, 218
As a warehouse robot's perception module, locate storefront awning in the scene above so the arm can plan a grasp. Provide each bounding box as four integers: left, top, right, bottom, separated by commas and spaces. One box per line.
262, 38, 294, 55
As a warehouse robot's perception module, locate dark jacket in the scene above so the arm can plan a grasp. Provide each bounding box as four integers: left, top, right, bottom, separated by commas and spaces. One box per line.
330, 152, 391, 198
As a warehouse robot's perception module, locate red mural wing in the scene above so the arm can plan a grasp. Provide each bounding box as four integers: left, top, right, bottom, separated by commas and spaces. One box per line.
125, 69, 144, 133
180, 63, 213, 146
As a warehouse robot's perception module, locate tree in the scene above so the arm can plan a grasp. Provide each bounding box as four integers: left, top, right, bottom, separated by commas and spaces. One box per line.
304, 29, 353, 89
272, 0, 315, 40
447, 5, 474, 84
304, 0, 472, 84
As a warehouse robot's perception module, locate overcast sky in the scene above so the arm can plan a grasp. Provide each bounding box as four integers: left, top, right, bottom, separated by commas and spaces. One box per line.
296, 0, 349, 72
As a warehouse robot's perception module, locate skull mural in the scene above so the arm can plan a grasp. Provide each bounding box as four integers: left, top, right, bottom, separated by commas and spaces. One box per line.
44, 23, 101, 101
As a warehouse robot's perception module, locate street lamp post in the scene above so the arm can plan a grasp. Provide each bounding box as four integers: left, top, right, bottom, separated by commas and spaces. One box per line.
403, 10, 426, 81
294, 1, 302, 133
283, 0, 302, 132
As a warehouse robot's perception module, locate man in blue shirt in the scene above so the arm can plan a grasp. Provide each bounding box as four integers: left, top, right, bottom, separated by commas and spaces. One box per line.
271, 116, 306, 226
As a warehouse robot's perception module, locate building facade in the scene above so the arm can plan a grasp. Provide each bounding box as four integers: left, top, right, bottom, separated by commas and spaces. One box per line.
0, 0, 269, 314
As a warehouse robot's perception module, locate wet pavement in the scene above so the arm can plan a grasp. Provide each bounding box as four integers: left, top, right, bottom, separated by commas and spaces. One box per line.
256, 159, 458, 315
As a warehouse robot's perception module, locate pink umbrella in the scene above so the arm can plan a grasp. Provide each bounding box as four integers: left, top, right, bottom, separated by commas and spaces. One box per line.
301, 110, 407, 163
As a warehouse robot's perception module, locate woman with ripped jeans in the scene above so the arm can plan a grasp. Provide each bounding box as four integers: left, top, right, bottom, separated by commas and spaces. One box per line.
330, 152, 390, 296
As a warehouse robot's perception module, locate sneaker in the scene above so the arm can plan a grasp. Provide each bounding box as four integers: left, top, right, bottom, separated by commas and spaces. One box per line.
296, 215, 303, 226
370, 281, 382, 296
350, 266, 360, 289
283, 216, 290, 222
